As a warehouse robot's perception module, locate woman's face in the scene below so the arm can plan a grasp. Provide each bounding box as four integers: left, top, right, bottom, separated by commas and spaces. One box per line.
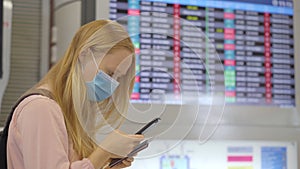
82, 48, 133, 82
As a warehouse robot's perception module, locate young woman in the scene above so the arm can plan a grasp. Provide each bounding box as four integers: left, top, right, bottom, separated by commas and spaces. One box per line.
7, 20, 144, 169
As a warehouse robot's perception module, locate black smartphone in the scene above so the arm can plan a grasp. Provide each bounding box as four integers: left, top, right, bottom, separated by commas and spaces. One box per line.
108, 118, 161, 168
135, 117, 161, 135
108, 140, 149, 168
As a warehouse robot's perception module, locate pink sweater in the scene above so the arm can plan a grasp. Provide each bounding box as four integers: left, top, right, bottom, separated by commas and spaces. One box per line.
7, 95, 95, 169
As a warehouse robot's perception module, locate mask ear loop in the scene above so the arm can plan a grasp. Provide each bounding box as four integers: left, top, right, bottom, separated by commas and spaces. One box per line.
89, 48, 100, 74
78, 49, 87, 73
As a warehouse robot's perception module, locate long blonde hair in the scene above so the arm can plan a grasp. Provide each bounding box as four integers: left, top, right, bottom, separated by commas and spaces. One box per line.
35, 20, 135, 157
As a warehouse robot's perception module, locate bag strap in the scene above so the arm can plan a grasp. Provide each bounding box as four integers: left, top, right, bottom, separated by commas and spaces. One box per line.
0, 89, 53, 169
2, 88, 53, 138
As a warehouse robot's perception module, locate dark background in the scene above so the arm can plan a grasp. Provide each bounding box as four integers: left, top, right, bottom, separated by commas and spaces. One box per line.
0, 0, 3, 79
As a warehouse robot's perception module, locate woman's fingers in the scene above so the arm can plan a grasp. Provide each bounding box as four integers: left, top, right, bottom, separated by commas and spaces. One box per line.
121, 160, 131, 166
126, 157, 134, 162
122, 157, 134, 165
108, 158, 134, 169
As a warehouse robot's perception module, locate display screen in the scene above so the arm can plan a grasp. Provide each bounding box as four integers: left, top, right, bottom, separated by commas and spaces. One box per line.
109, 0, 295, 107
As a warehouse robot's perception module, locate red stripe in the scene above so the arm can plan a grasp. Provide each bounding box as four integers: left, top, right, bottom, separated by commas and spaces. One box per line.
128, 9, 140, 16
131, 93, 140, 100
135, 48, 140, 54
224, 60, 235, 66
135, 76, 140, 82
225, 91, 236, 97
224, 44, 235, 50
228, 156, 253, 162
224, 13, 235, 19
224, 28, 235, 34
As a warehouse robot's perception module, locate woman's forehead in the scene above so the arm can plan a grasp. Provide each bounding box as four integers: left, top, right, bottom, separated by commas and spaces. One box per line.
100, 48, 133, 74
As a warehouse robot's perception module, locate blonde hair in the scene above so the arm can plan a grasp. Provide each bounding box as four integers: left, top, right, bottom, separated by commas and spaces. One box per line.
34, 20, 135, 157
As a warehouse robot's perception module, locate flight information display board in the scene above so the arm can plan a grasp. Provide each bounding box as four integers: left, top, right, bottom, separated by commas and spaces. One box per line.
109, 0, 295, 107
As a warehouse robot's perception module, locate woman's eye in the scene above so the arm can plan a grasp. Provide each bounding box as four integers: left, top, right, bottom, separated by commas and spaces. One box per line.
108, 72, 114, 77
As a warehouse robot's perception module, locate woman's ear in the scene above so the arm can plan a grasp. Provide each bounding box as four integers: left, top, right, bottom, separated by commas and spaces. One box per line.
79, 48, 99, 81
78, 48, 89, 64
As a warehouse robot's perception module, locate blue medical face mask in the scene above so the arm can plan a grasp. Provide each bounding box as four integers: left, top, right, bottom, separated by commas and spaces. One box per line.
85, 50, 120, 102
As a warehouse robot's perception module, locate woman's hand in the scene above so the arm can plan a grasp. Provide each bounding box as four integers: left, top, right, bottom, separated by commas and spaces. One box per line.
106, 157, 134, 169
88, 130, 143, 169
100, 130, 144, 158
